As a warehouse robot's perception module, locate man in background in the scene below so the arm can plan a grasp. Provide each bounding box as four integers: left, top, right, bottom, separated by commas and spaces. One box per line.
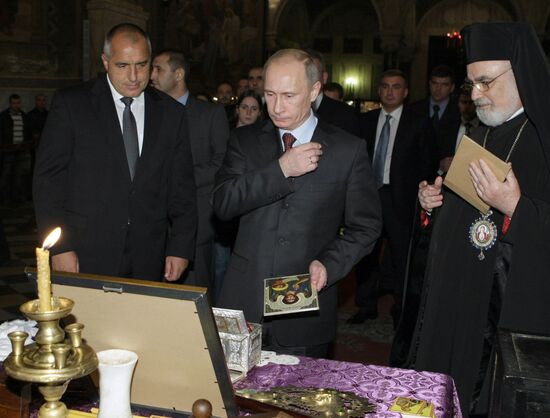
34, 23, 197, 281
236, 77, 249, 96
215, 81, 236, 127
439, 88, 481, 173
411, 65, 460, 172
248, 66, 264, 97
0, 94, 30, 205
351, 70, 436, 328
307, 49, 360, 137
151, 49, 229, 288
26, 94, 48, 140
323, 82, 344, 101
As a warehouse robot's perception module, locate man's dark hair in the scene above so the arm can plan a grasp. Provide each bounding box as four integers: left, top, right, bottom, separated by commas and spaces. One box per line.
248, 66, 263, 76
103, 23, 151, 58
459, 87, 472, 98
324, 82, 344, 100
217, 80, 233, 90
379, 69, 409, 87
156, 49, 190, 83
9, 94, 20, 102
236, 89, 263, 109
430, 65, 455, 80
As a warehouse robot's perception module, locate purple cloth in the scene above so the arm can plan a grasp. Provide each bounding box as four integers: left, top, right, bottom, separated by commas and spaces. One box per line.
235, 357, 463, 418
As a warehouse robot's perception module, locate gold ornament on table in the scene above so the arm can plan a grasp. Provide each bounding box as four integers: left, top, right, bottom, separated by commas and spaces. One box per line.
4, 227, 98, 418
236, 386, 376, 417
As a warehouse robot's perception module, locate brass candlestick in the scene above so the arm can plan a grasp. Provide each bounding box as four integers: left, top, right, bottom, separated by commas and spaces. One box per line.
4, 296, 98, 418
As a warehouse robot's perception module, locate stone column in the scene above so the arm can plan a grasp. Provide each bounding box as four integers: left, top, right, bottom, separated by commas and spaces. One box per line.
86, 0, 149, 79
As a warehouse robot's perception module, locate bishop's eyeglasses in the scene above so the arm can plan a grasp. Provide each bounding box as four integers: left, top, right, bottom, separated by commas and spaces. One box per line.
462, 67, 512, 93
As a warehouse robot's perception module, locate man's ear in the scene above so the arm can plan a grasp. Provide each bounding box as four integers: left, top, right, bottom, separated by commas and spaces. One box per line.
101, 54, 109, 72
310, 80, 322, 102
176, 68, 185, 83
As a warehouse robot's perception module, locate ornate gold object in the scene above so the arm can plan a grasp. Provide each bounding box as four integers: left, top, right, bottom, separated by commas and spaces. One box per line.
4, 296, 98, 418
236, 386, 376, 417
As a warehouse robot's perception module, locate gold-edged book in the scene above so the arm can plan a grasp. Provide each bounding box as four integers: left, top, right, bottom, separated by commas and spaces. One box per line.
389, 397, 435, 417
444, 135, 511, 214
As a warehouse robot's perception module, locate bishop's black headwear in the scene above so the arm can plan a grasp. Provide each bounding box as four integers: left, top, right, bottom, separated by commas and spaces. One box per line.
461, 22, 550, 167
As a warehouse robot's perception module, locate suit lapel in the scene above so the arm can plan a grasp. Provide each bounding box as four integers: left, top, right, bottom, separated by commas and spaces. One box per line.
365, 110, 380, 161
91, 77, 132, 184
134, 87, 163, 183
257, 121, 282, 162
291, 121, 330, 193
393, 108, 409, 151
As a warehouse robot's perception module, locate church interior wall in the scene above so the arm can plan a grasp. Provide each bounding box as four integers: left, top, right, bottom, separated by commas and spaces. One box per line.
0, 0, 547, 108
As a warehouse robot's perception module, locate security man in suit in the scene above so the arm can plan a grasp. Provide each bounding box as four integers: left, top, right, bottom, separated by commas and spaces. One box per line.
33, 23, 197, 281
410, 65, 461, 172
151, 49, 229, 288
213, 49, 382, 357
350, 69, 437, 326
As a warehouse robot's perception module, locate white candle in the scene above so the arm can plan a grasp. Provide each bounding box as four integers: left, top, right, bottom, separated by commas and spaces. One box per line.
36, 227, 61, 312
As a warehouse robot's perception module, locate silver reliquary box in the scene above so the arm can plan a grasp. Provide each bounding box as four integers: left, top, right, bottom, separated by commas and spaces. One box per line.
212, 307, 261, 377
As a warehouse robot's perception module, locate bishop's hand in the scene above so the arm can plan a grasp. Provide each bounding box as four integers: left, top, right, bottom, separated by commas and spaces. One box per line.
418, 176, 444, 212
469, 159, 521, 218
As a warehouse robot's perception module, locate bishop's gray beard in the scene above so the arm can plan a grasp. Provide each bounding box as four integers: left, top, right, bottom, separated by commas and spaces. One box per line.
475, 103, 508, 127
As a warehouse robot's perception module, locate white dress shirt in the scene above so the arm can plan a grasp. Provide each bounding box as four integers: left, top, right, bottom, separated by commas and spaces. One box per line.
278, 110, 318, 148
373, 105, 403, 185
106, 75, 145, 155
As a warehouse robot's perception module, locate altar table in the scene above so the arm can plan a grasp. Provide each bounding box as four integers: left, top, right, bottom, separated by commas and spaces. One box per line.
4, 357, 462, 417
235, 357, 463, 418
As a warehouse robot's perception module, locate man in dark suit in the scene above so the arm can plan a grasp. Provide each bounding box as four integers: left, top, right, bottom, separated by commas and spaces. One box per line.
350, 69, 437, 326
307, 50, 361, 137
150, 49, 229, 289
410, 65, 461, 172
0, 94, 31, 205
33, 23, 197, 281
439, 88, 482, 173
213, 49, 382, 357
248, 66, 264, 97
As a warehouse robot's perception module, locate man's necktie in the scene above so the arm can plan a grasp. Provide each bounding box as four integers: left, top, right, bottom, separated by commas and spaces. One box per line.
432, 104, 440, 127
282, 132, 296, 152
372, 114, 391, 189
120, 97, 139, 180
464, 122, 472, 136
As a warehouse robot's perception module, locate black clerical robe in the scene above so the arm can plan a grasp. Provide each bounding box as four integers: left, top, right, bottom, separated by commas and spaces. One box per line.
411, 114, 550, 417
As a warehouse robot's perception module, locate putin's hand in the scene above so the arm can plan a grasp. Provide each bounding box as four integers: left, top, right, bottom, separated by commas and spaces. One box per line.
279, 142, 323, 178
309, 259, 327, 292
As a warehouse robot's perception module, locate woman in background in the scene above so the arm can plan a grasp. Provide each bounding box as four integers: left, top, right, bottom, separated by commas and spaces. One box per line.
234, 90, 262, 128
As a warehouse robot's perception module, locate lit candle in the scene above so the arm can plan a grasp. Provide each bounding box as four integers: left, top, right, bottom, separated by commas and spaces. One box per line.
36, 227, 61, 312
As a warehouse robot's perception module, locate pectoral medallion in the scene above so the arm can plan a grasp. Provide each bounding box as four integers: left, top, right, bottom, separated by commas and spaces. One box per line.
469, 210, 497, 260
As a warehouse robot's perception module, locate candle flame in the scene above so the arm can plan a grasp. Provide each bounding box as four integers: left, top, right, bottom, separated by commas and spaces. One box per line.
42, 227, 61, 250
